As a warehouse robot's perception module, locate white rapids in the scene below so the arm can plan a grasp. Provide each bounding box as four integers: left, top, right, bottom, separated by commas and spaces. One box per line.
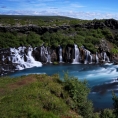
9, 46, 42, 70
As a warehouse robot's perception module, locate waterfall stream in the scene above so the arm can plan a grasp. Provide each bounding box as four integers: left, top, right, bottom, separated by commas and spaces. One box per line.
72, 44, 80, 64
84, 49, 91, 64
96, 52, 99, 63
59, 46, 63, 63
10, 46, 42, 70
89, 54, 92, 64
103, 52, 110, 62
40, 46, 52, 63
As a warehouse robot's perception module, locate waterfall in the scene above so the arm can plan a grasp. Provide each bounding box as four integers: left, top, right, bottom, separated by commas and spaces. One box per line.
59, 46, 63, 63
10, 46, 42, 70
2, 55, 5, 61
103, 52, 106, 61
96, 52, 99, 64
89, 54, 92, 64
72, 44, 80, 64
84, 49, 90, 64
47, 54, 52, 63
107, 56, 110, 62
40, 46, 52, 63
103, 52, 110, 62
46, 47, 52, 63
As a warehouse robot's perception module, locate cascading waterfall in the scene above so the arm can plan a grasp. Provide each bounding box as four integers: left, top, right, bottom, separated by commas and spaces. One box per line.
103, 52, 106, 61
2, 55, 5, 61
40, 46, 46, 59
10, 46, 42, 70
72, 44, 80, 64
103, 52, 110, 62
47, 54, 51, 63
84, 49, 91, 64
89, 54, 92, 64
40, 46, 52, 63
59, 46, 63, 63
96, 52, 99, 63
46, 47, 52, 63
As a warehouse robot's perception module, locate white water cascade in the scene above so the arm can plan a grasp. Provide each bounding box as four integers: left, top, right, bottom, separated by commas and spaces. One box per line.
103, 52, 110, 62
40, 46, 52, 63
2, 55, 5, 61
89, 54, 92, 64
46, 48, 52, 63
59, 46, 63, 63
84, 49, 91, 64
72, 44, 80, 64
10, 46, 42, 70
47, 54, 52, 63
96, 52, 99, 64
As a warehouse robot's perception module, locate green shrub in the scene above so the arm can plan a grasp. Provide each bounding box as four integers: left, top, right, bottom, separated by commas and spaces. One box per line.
111, 48, 118, 55
84, 43, 97, 53
102, 28, 114, 39
63, 72, 93, 118
100, 109, 115, 118
53, 61, 59, 65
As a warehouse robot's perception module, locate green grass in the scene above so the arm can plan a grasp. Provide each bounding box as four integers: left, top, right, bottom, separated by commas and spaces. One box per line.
0, 74, 83, 118
0, 73, 117, 118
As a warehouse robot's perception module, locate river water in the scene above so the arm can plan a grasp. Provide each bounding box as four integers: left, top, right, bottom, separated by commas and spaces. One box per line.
9, 63, 118, 110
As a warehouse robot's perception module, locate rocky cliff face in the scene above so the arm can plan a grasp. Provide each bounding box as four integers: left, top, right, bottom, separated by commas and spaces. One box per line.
0, 25, 70, 34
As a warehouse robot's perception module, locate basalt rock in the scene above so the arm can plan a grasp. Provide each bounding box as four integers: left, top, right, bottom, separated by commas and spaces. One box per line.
104, 19, 118, 29
0, 63, 16, 76
0, 25, 70, 35
51, 50, 58, 62
0, 19, 118, 35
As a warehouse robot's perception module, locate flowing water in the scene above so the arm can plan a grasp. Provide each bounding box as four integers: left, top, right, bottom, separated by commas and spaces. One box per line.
10, 47, 42, 70
72, 44, 80, 64
59, 46, 63, 63
9, 63, 118, 110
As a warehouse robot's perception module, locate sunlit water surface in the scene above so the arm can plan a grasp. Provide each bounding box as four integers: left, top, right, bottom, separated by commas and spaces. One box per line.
9, 63, 118, 110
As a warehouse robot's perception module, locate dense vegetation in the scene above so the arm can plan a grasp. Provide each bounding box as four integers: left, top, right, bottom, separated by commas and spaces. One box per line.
0, 15, 118, 54
0, 74, 118, 118
0, 28, 115, 53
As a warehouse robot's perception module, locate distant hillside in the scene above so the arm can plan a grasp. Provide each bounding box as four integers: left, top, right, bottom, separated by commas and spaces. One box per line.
0, 15, 89, 27
0, 15, 77, 21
